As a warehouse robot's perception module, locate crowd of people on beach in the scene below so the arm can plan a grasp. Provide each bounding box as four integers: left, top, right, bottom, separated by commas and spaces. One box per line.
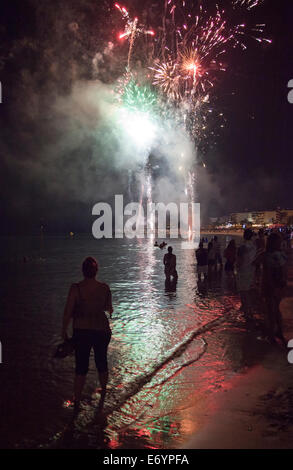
195, 235, 224, 280
196, 227, 292, 347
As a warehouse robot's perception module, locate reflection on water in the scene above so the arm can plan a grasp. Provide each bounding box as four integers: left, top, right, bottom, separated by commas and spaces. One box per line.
0, 234, 250, 449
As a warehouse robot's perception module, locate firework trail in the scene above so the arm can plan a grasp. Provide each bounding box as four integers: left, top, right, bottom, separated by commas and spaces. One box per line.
115, 3, 155, 69
115, 73, 158, 228
128, 169, 133, 200
145, 162, 155, 234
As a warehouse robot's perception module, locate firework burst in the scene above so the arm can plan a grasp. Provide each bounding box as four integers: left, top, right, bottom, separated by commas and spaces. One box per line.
122, 79, 157, 113
148, 0, 270, 143
115, 3, 155, 69
111, 0, 271, 149
151, 61, 182, 101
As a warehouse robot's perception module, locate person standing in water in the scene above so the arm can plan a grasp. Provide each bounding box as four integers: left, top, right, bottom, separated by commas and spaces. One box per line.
224, 239, 237, 272
236, 229, 257, 323
163, 246, 178, 283
254, 229, 266, 281
213, 236, 223, 269
207, 240, 216, 274
196, 242, 208, 281
62, 257, 113, 411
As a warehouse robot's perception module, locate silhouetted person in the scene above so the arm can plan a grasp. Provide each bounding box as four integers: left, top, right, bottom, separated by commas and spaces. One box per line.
236, 229, 257, 323
196, 242, 208, 280
207, 241, 216, 273
254, 229, 266, 281
163, 246, 178, 283
262, 233, 287, 345
165, 277, 177, 292
256, 229, 266, 252
213, 236, 223, 269
224, 240, 236, 272
62, 257, 113, 411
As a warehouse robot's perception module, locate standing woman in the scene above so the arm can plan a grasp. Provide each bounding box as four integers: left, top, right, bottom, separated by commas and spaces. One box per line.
62, 257, 113, 410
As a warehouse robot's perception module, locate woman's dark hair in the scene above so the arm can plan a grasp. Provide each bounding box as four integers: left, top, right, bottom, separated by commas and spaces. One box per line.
82, 257, 98, 278
266, 233, 281, 253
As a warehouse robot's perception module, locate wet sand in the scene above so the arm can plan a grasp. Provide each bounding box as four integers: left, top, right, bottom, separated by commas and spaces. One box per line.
181, 249, 293, 449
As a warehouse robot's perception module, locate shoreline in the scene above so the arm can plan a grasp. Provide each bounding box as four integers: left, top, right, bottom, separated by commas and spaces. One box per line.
201, 230, 243, 237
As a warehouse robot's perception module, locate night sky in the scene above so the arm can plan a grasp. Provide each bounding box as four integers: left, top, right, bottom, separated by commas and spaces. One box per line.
0, 0, 292, 234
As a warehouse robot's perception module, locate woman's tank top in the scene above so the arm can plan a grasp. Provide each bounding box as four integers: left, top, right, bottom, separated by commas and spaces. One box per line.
73, 281, 111, 331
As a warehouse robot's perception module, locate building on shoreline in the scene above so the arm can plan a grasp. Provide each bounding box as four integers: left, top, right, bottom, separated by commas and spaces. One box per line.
208, 209, 293, 229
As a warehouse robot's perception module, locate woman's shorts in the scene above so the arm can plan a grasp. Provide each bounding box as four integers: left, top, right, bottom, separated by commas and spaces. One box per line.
73, 329, 111, 376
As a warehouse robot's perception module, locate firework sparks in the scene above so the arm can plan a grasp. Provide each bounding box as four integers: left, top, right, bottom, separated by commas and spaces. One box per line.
112, 0, 271, 184
233, 0, 264, 10
151, 61, 182, 101
149, 0, 270, 145
115, 75, 159, 152
119, 77, 157, 113
115, 3, 155, 69
151, 8, 232, 103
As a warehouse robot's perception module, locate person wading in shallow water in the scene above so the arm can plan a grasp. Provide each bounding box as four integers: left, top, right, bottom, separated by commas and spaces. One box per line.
224, 239, 237, 273
163, 246, 178, 283
196, 242, 208, 281
62, 257, 113, 411
213, 236, 223, 269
